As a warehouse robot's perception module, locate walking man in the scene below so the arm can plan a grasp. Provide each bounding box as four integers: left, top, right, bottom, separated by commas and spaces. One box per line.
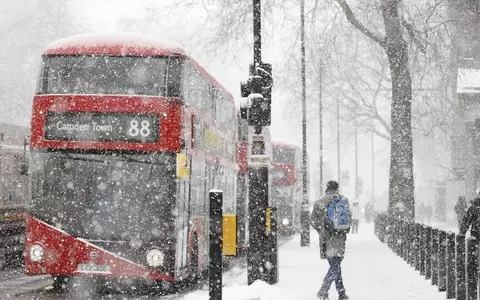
311, 180, 350, 300
364, 202, 373, 224
351, 201, 360, 234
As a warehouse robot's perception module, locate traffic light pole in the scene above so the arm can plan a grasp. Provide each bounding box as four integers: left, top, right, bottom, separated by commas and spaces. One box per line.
241, 0, 277, 285
253, 0, 261, 64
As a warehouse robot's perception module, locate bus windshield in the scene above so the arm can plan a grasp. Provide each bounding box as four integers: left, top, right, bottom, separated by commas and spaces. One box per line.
28, 151, 176, 243
272, 185, 293, 203
39, 55, 169, 96
272, 147, 295, 164
271, 185, 294, 222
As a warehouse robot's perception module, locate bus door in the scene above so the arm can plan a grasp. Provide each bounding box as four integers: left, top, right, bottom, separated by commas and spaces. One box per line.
204, 162, 214, 217
203, 161, 216, 248
176, 148, 191, 275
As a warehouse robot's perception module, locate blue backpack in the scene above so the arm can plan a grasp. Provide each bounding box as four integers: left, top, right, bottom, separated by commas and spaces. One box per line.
326, 195, 350, 232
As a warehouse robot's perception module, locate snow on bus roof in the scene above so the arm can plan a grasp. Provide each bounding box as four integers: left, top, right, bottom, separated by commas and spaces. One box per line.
43, 32, 185, 56
272, 140, 300, 149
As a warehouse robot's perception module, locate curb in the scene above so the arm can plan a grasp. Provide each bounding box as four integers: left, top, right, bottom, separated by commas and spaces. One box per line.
0, 275, 51, 296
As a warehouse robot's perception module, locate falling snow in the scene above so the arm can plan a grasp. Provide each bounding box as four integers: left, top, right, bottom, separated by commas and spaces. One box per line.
0, 0, 478, 299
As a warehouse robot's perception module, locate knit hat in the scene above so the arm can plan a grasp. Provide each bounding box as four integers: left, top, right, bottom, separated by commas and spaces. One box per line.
326, 180, 339, 192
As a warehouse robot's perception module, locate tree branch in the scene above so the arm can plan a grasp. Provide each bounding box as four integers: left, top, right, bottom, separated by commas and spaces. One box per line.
402, 18, 427, 54
424, 0, 447, 25
334, 0, 386, 47
371, 126, 391, 141
312, 0, 320, 26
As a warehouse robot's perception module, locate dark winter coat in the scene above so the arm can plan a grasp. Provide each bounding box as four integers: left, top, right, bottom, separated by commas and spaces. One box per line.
310, 190, 351, 258
460, 197, 480, 240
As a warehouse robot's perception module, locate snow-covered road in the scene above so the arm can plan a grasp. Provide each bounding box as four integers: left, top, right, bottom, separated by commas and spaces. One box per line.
183, 223, 446, 300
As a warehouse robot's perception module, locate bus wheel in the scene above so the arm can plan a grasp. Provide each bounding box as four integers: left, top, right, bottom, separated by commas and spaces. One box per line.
52, 275, 71, 291
190, 235, 199, 283
92, 276, 111, 295
159, 280, 177, 294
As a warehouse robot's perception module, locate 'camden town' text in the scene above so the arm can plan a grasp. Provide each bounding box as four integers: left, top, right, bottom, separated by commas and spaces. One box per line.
56, 121, 114, 133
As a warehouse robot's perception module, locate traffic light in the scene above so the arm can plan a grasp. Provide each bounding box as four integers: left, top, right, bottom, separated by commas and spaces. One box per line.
240, 63, 272, 126
249, 93, 270, 127
251, 62, 272, 100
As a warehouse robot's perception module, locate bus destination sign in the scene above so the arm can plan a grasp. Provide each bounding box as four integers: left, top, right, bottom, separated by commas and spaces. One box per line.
44, 111, 160, 143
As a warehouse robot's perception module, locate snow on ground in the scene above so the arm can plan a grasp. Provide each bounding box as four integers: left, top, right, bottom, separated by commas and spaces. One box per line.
181, 223, 447, 300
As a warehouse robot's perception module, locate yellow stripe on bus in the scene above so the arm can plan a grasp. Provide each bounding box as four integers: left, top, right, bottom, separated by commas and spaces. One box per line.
266, 207, 271, 232
176, 153, 189, 178
222, 214, 237, 256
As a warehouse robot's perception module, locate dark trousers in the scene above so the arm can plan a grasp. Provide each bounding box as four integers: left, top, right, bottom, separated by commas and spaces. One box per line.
352, 219, 359, 234
320, 257, 345, 294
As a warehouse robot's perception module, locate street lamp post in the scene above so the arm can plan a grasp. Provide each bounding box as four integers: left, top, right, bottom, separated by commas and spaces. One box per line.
371, 131, 375, 210
336, 97, 340, 186
319, 65, 323, 197
355, 119, 358, 200
300, 0, 310, 247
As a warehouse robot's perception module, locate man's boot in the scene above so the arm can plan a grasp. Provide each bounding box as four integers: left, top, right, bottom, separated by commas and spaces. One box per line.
316, 290, 329, 299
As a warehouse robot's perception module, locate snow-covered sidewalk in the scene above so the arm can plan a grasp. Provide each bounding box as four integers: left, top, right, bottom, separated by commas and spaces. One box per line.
182, 224, 446, 300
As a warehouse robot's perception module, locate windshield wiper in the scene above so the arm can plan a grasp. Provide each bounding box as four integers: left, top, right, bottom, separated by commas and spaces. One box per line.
119, 154, 163, 165
59, 153, 110, 164
57, 152, 162, 165
119, 154, 147, 164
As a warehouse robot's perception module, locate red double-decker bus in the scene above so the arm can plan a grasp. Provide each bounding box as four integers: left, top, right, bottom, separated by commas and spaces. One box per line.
25, 33, 238, 290
271, 142, 302, 236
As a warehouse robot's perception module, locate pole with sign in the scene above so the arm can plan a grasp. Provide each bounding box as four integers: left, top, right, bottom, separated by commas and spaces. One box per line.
240, 0, 277, 285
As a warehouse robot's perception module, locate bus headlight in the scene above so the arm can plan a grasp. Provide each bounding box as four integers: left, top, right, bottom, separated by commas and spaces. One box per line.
29, 244, 44, 262
282, 218, 290, 225
146, 249, 164, 267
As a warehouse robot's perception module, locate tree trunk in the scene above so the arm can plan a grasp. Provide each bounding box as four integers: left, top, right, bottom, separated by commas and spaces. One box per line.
381, 0, 415, 222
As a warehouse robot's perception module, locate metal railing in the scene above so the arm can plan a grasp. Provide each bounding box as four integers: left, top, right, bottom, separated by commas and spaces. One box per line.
375, 214, 478, 300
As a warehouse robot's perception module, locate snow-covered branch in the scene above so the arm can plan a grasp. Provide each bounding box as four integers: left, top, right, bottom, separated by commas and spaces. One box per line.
334, 0, 386, 47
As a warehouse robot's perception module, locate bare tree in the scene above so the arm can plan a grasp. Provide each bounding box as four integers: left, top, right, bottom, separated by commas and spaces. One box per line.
333, 0, 421, 221
0, 0, 80, 124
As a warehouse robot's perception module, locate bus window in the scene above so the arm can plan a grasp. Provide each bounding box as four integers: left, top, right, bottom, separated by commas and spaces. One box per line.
273, 147, 295, 164
210, 86, 216, 119
166, 57, 182, 97
216, 94, 222, 125
41, 55, 168, 96
183, 62, 198, 108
